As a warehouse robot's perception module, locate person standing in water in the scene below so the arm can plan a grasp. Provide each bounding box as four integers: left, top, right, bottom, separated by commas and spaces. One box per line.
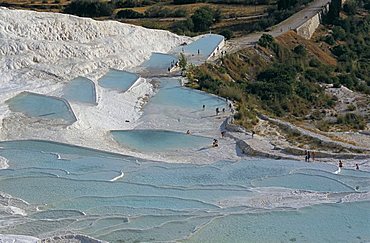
356, 164, 359, 170
339, 160, 343, 169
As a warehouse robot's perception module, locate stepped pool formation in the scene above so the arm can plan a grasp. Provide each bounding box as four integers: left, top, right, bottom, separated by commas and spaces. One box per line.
62, 77, 97, 105
111, 130, 212, 152
98, 69, 139, 91
141, 52, 178, 72
148, 78, 226, 110
0, 7, 369, 243
0, 140, 369, 242
6, 92, 77, 124
178, 34, 225, 58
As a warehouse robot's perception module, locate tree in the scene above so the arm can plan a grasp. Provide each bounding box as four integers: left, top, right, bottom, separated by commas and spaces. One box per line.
293, 44, 306, 56
116, 9, 144, 19
332, 26, 346, 40
179, 53, 187, 71
191, 7, 215, 32
325, 0, 341, 23
219, 29, 233, 40
343, 0, 358, 15
258, 34, 274, 47
171, 19, 194, 34
64, 0, 113, 17
277, 0, 297, 10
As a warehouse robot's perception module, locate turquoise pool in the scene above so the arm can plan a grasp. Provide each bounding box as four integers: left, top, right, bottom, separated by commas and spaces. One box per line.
62, 77, 96, 104
141, 52, 178, 71
0, 140, 369, 242
6, 92, 77, 124
111, 129, 212, 152
179, 34, 224, 58
98, 69, 139, 91
149, 78, 226, 110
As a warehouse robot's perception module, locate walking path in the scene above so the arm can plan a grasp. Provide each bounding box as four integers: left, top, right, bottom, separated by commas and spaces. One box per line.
227, 0, 331, 51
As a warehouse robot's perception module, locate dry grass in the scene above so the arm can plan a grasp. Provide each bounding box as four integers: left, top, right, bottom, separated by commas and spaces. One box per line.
2, 0, 268, 17
125, 3, 267, 16
276, 31, 337, 66
291, 120, 359, 146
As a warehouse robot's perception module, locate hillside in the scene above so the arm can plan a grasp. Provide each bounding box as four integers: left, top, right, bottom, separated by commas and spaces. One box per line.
186, 20, 370, 155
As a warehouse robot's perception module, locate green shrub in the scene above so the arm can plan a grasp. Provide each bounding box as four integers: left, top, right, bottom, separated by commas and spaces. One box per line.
337, 113, 365, 129
191, 7, 216, 32
309, 58, 321, 67
219, 29, 233, 40
116, 9, 144, 18
324, 35, 335, 45
171, 19, 194, 34
343, 0, 358, 15
293, 44, 306, 56
258, 34, 274, 48
347, 104, 356, 111
332, 26, 346, 40
64, 0, 113, 17
219, 86, 243, 101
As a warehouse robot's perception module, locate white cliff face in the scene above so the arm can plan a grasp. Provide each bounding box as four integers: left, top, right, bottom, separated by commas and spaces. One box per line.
0, 7, 188, 75
0, 8, 192, 159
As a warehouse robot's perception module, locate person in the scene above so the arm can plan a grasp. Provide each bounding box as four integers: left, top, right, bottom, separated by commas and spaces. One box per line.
212, 139, 219, 147
221, 131, 225, 137
339, 160, 343, 168
312, 151, 315, 161
222, 108, 225, 113
252, 131, 255, 138
356, 163, 359, 170
229, 103, 232, 110
216, 108, 219, 115
202, 104, 205, 110
197, 49, 200, 55
186, 130, 190, 135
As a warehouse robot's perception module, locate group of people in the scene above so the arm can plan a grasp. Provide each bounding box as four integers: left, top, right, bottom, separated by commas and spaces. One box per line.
167, 60, 180, 72
304, 150, 315, 162
338, 160, 360, 170
185, 129, 221, 148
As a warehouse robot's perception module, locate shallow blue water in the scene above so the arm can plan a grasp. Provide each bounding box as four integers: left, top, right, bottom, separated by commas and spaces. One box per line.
141, 52, 178, 71
111, 129, 212, 152
62, 77, 96, 104
177, 34, 224, 58
6, 92, 76, 124
186, 201, 370, 243
0, 140, 369, 242
98, 69, 139, 91
148, 78, 226, 110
